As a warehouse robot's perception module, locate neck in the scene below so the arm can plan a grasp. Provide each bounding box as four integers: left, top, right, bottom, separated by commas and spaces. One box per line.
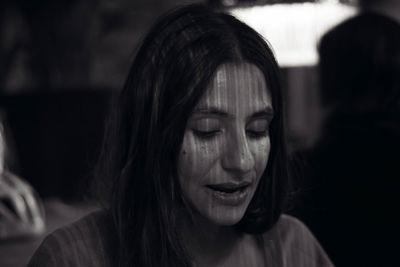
178, 208, 240, 266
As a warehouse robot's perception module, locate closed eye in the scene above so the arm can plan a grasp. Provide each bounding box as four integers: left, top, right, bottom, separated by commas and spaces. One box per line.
189, 117, 222, 140
246, 119, 270, 138
246, 129, 269, 138
192, 129, 221, 140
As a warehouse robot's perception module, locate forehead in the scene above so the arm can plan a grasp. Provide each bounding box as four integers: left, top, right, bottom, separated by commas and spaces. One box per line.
196, 62, 271, 112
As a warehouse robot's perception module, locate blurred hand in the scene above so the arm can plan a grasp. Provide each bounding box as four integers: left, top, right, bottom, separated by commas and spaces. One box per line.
0, 171, 45, 239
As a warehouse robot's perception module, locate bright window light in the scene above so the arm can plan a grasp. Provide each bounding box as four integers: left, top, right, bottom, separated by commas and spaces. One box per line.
229, 2, 358, 67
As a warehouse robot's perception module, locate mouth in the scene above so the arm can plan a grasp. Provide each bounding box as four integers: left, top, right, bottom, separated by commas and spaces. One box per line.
205, 182, 252, 206
206, 182, 251, 194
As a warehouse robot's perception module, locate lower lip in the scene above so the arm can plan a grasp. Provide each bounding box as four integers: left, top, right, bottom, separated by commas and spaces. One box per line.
206, 186, 250, 206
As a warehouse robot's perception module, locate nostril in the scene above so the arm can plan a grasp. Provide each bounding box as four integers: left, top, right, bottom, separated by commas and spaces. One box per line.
222, 148, 254, 173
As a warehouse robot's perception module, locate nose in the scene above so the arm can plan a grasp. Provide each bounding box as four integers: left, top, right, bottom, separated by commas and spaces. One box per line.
221, 129, 254, 175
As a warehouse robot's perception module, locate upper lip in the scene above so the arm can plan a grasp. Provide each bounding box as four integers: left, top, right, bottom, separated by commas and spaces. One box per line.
206, 182, 251, 191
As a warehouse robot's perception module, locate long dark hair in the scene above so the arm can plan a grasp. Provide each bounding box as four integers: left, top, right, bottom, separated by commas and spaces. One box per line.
95, 4, 289, 267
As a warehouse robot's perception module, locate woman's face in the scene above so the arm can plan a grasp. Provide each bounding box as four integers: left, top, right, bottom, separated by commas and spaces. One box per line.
178, 62, 273, 227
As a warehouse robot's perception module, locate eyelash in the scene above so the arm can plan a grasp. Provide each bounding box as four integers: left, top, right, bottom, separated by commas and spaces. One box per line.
192, 129, 221, 140
246, 129, 269, 138
191, 129, 269, 140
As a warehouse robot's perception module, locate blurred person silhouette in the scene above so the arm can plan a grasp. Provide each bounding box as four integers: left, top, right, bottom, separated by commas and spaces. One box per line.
298, 8, 400, 267
359, 0, 400, 23
0, 112, 45, 239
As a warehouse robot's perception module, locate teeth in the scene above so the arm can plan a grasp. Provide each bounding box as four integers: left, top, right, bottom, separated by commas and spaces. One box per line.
220, 188, 236, 193
208, 185, 247, 193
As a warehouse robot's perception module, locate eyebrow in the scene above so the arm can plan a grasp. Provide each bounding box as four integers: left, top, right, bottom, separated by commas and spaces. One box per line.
192, 107, 229, 118
192, 106, 274, 119
251, 107, 274, 119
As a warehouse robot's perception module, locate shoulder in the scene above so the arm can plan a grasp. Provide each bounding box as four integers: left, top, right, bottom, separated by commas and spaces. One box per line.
28, 210, 115, 267
271, 214, 315, 241
262, 214, 334, 267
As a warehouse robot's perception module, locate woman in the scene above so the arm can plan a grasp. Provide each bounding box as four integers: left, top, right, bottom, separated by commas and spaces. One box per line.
28, 4, 333, 267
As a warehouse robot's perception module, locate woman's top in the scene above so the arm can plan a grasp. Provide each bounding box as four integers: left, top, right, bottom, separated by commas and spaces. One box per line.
28, 210, 334, 267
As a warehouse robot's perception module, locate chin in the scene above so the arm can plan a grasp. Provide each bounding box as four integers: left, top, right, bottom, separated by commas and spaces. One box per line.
204, 205, 248, 226
212, 217, 243, 226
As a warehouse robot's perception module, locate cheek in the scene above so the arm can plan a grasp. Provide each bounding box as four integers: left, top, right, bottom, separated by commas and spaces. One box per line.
178, 133, 220, 185
252, 137, 271, 179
